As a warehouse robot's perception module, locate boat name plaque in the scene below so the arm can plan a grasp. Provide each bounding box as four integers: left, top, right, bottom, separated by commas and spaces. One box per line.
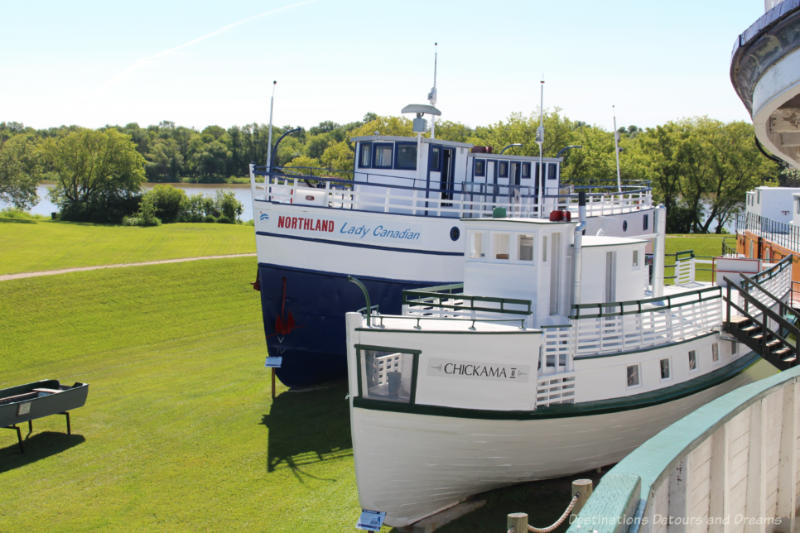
427, 358, 530, 382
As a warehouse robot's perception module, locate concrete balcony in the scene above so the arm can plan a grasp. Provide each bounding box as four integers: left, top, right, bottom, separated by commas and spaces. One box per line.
731, 0, 800, 168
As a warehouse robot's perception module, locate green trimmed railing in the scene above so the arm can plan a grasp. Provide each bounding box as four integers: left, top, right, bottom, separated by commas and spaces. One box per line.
570, 285, 721, 319
402, 284, 533, 317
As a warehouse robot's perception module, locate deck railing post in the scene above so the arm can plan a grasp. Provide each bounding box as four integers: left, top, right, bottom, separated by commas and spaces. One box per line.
507, 512, 528, 533
571, 479, 593, 519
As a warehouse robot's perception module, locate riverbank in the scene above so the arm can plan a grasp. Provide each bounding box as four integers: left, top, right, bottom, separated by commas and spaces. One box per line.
1, 182, 257, 221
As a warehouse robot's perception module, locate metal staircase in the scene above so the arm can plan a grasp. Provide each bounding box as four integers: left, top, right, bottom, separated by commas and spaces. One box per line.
722, 258, 799, 370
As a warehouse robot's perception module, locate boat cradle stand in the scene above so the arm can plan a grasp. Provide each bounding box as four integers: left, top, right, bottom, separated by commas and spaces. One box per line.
4, 412, 73, 453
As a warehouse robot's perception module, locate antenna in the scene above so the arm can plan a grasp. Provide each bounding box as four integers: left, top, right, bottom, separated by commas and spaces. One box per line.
266, 80, 277, 176
427, 42, 438, 138
613, 105, 622, 193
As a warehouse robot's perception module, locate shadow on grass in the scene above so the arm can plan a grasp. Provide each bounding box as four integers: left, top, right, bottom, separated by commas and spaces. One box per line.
389, 468, 607, 533
261, 380, 352, 480
0, 432, 85, 472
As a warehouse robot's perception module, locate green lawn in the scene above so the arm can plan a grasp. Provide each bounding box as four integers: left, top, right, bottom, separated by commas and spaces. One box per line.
665, 233, 729, 258
0, 258, 363, 532
0, 219, 255, 275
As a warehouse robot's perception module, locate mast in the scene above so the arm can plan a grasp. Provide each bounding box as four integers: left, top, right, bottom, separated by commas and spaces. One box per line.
427, 42, 438, 138
266, 80, 277, 177
536, 78, 545, 216
613, 105, 622, 193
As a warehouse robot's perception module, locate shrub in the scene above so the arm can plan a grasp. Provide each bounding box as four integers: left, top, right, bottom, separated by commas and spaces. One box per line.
179, 194, 215, 222
123, 194, 161, 226
215, 190, 243, 224
142, 185, 186, 223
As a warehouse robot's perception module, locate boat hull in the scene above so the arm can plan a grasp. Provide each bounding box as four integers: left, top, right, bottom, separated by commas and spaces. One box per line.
258, 263, 440, 388
349, 360, 758, 527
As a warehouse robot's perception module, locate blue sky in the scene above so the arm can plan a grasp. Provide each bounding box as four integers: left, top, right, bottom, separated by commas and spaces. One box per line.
1, 0, 766, 132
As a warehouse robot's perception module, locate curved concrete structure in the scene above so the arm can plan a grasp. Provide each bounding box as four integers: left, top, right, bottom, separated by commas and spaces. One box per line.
731, 0, 800, 167
567, 365, 800, 532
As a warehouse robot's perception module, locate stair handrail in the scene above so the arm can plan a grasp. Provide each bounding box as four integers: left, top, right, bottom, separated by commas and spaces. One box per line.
723, 276, 800, 365
737, 274, 799, 325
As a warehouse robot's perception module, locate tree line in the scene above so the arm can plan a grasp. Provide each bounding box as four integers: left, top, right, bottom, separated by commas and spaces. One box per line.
0, 111, 790, 231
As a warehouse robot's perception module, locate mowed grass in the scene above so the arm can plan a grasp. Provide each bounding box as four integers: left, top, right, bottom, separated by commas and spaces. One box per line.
0, 219, 255, 275
0, 259, 359, 532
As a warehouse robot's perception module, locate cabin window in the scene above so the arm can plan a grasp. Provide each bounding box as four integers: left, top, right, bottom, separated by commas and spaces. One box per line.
497, 161, 509, 178
430, 146, 441, 171
643, 214, 649, 231
757, 190, 761, 203
357, 346, 417, 404
795, 198, 800, 214
470, 232, 485, 258
626, 364, 640, 387
511, 162, 521, 186
731, 341, 738, 355
712, 342, 719, 362
474, 159, 486, 177
373, 143, 393, 169
395, 143, 417, 170
359, 143, 372, 168
542, 235, 548, 262
518, 234, 534, 261
548, 162, 558, 180
494, 233, 510, 260
521, 163, 531, 179
765, 247, 771, 261
660, 358, 670, 380
688, 350, 697, 371
632, 250, 640, 269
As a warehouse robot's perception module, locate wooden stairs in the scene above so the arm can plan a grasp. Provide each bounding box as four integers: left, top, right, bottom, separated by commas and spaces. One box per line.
722, 261, 800, 370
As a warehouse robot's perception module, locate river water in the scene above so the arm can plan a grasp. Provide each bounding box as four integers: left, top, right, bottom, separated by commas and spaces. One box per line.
1, 183, 256, 221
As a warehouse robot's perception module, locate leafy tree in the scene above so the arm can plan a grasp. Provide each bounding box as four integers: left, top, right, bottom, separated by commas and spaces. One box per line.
320, 141, 354, 178
0, 133, 41, 209
146, 137, 184, 181
45, 128, 146, 223
349, 116, 412, 138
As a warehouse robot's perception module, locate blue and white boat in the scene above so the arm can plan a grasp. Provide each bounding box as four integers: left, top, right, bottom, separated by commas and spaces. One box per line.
249, 105, 655, 388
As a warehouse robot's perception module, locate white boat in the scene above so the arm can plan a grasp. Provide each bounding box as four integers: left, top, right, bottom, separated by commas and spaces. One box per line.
344, 199, 789, 527
249, 104, 655, 388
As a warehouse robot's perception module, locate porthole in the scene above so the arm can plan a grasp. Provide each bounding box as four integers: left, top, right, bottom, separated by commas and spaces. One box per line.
622, 220, 628, 232
450, 226, 460, 241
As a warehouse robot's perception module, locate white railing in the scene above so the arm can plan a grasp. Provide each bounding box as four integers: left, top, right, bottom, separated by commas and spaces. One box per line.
571, 289, 723, 358
674, 256, 696, 285
535, 374, 576, 407
249, 166, 654, 220
541, 326, 574, 374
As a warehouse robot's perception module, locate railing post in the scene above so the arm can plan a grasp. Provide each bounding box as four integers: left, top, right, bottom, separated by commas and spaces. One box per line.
571, 479, 593, 519
507, 512, 528, 533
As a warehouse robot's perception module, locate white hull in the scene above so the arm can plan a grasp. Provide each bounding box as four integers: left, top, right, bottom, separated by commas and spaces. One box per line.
350, 365, 757, 527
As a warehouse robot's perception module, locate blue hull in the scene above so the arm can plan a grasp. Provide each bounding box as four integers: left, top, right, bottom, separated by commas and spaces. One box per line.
258, 263, 443, 388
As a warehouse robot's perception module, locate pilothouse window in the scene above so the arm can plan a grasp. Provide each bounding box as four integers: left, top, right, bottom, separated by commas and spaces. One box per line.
494, 233, 510, 260
474, 159, 486, 177
358, 347, 417, 404
518, 234, 534, 261
373, 144, 393, 168
396, 143, 417, 170
359, 143, 372, 168
470, 232, 485, 258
